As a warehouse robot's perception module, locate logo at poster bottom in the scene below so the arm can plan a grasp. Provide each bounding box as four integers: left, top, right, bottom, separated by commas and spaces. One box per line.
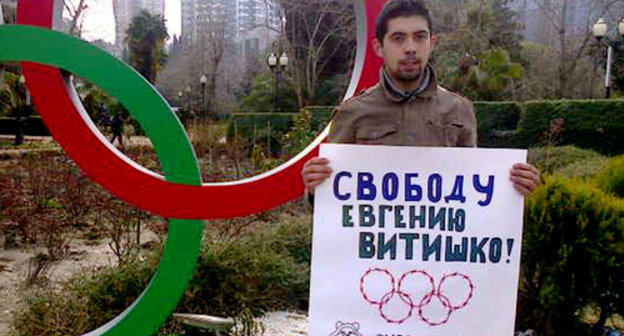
329, 321, 364, 336
359, 268, 475, 325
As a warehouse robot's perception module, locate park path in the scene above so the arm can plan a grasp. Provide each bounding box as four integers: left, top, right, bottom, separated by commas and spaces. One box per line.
0, 135, 153, 156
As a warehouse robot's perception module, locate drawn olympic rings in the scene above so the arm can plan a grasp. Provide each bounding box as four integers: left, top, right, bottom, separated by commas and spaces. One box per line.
359, 268, 474, 326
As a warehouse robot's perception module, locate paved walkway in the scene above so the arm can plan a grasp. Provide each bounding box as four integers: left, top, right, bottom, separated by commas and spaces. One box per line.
0, 135, 153, 157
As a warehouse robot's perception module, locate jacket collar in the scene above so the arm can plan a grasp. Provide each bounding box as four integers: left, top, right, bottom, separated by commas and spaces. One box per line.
379, 64, 438, 102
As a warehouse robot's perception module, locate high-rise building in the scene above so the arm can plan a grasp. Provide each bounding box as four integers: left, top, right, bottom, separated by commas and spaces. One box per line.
181, 0, 280, 46
181, 0, 197, 44
0, 0, 17, 24
113, 0, 165, 57
236, 0, 280, 37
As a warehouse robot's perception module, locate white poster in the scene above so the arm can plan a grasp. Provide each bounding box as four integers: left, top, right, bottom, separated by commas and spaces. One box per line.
310, 144, 526, 336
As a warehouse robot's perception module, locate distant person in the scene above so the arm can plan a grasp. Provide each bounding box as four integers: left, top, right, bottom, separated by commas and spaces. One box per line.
97, 102, 110, 129
110, 113, 124, 149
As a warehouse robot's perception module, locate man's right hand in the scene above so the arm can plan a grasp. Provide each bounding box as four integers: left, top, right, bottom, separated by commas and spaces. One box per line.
301, 157, 332, 193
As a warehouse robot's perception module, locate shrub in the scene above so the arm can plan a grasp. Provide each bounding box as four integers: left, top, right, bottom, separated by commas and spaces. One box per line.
301, 106, 333, 131
516, 99, 624, 155
232, 100, 624, 154
281, 109, 318, 160
474, 101, 522, 148
178, 214, 311, 316
9, 213, 312, 336
594, 155, 624, 198
10, 254, 156, 336
519, 176, 624, 335
0, 116, 50, 136
227, 113, 293, 146
527, 146, 608, 178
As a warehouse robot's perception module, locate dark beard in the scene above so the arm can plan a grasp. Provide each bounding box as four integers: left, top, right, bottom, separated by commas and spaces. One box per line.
396, 68, 422, 82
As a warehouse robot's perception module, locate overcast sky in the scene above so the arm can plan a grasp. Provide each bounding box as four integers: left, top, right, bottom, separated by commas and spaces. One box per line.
69, 0, 181, 43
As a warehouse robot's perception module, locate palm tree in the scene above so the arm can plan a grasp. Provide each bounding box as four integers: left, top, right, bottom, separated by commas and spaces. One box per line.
456, 48, 523, 101
124, 10, 169, 84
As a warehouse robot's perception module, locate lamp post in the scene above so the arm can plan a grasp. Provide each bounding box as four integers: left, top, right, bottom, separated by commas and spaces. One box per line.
200, 75, 207, 118
268, 50, 288, 112
14, 75, 28, 145
185, 85, 191, 111
593, 17, 624, 98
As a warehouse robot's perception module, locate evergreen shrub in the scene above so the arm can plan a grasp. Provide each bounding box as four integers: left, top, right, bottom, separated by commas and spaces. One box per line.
0, 116, 49, 136
527, 146, 608, 178
519, 176, 624, 335
227, 113, 294, 142
230, 100, 624, 154
474, 101, 522, 147
301, 106, 333, 131
10, 254, 156, 336
594, 155, 624, 198
516, 99, 624, 155
10, 214, 311, 336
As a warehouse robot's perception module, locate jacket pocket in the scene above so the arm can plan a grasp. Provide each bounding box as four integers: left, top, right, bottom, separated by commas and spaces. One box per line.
427, 120, 464, 146
356, 124, 398, 144
442, 123, 464, 146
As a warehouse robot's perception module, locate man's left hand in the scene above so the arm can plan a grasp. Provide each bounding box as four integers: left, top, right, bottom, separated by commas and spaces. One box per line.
509, 163, 540, 196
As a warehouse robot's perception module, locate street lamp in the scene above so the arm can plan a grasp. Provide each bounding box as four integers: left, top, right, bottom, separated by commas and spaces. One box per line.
185, 85, 191, 111
200, 75, 207, 118
592, 17, 624, 98
268, 50, 288, 112
15, 75, 28, 145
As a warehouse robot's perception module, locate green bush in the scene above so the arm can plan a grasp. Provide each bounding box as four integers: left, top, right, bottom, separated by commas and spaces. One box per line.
474, 101, 522, 147
0, 116, 50, 136
227, 113, 294, 143
516, 99, 624, 155
239, 74, 298, 113
10, 214, 312, 336
594, 155, 624, 198
177, 214, 311, 316
519, 176, 624, 335
527, 146, 608, 178
233, 99, 624, 154
10, 254, 156, 336
301, 106, 333, 131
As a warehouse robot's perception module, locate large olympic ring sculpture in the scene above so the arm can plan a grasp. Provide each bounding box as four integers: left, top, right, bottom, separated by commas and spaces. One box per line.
0, 0, 387, 335
360, 268, 474, 326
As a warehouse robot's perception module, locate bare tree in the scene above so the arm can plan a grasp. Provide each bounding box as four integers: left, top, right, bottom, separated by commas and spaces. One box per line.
279, 0, 356, 107
157, 14, 241, 119
529, 0, 624, 98
195, 13, 228, 118
64, 0, 89, 37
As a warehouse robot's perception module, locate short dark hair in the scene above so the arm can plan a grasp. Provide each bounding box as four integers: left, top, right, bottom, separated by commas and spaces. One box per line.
375, 0, 433, 42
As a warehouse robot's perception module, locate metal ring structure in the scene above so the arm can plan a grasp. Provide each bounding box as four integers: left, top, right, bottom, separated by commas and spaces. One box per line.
1, 0, 386, 335
10, 0, 385, 221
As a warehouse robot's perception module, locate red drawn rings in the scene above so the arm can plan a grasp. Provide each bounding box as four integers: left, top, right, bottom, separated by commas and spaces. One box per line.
359, 268, 474, 326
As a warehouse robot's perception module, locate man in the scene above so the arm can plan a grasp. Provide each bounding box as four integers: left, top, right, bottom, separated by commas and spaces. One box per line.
302, 0, 540, 195
110, 112, 125, 149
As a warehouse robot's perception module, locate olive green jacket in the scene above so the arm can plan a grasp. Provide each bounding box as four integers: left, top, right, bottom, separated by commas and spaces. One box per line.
329, 66, 477, 147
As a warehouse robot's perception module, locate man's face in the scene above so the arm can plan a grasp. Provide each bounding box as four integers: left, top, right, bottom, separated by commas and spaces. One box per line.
373, 15, 435, 85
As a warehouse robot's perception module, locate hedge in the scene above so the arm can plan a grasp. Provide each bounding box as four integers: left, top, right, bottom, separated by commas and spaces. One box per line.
227, 113, 295, 144
227, 107, 333, 141
231, 100, 624, 155
0, 116, 50, 136
473, 101, 522, 148
516, 99, 624, 155
302, 106, 334, 131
